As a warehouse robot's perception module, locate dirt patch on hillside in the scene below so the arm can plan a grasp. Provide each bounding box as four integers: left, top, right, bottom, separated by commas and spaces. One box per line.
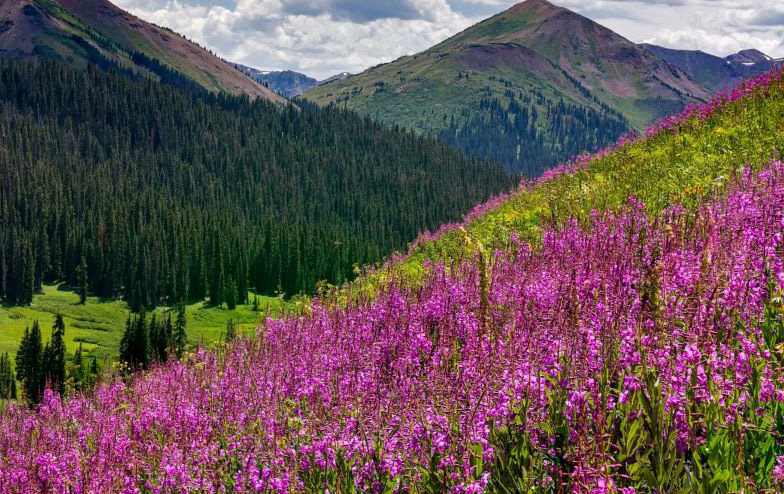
456, 42, 553, 75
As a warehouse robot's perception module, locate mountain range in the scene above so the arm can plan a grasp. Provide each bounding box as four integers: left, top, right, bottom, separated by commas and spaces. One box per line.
303, 0, 779, 175
0, 0, 284, 103
3, 0, 777, 176
640, 45, 780, 92
303, 0, 713, 175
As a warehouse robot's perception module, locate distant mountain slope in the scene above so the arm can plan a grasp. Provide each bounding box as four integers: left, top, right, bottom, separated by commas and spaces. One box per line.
305, 0, 711, 176
235, 64, 319, 98
641, 44, 780, 92
234, 64, 352, 99
320, 71, 351, 84
0, 0, 284, 102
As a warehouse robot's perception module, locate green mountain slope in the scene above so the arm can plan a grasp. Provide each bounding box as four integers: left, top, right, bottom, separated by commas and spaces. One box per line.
0, 0, 285, 102
337, 69, 784, 304
304, 0, 711, 176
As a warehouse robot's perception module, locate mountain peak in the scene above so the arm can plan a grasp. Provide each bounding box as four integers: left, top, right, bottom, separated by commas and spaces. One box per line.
506, 0, 559, 13
0, 0, 284, 102
726, 49, 771, 64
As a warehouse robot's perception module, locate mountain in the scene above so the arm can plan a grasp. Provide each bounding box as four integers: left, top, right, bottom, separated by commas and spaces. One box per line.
235, 64, 319, 98
0, 0, 284, 102
726, 48, 773, 64
304, 0, 711, 176
320, 71, 351, 84
641, 44, 780, 92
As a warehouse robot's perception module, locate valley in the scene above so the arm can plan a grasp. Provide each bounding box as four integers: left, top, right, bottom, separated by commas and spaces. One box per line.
1, 0, 784, 491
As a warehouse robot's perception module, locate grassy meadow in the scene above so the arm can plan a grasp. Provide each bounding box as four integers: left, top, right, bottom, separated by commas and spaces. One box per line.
0, 285, 289, 363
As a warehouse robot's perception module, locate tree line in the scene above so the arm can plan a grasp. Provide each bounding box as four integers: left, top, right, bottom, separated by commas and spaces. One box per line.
12, 315, 101, 405
10, 306, 188, 405
0, 59, 516, 308
119, 305, 187, 370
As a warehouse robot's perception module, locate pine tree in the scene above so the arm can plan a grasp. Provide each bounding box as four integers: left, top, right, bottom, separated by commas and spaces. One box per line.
131, 281, 143, 313
225, 319, 236, 343
47, 314, 67, 395
120, 314, 133, 365
237, 251, 248, 305
133, 308, 151, 369
15, 321, 44, 405
0, 59, 513, 309
69, 343, 85, 391
0, 353, 16, 399
252, 295, 260, 312
89, 357, 100, 389
173, 303, 187, 359
149, 314, 160, 363
119, 309, 151, 369
210, 238, 225, 307
226, 276, 237, 310
76, 254, 88, 304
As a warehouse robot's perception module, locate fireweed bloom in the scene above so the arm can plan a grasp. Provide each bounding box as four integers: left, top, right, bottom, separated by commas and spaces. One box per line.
2, 69, 784, 493
1, 158, 783, 492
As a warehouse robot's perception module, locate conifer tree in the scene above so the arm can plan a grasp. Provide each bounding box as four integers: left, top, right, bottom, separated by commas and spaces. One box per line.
225, 319, 236, 343
119, 309, 151, 369
226, 277, 237, 310
69, 343, 85, 391
131, 281, 143, 313
15, 321, 44, 405
252, 295, 260, 312
77, 254, 88, 305
173, 304, 187, 359
133, 308, 151, 369
0, 60, 513, 308
149, 314, 160, 362
210, 239, 225, 307
0, 353, 16, 400
47, 314, 67, 395
89, 357, 100, 388
120, 314, 133, 365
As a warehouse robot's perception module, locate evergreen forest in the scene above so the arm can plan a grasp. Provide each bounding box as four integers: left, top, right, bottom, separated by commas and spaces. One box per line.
0, 60, 515, 308
437, 90, 630, 176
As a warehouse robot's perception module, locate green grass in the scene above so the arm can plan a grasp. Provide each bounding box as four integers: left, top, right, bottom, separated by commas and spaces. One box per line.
335, 72, 784, 304
0, 285, 290, 363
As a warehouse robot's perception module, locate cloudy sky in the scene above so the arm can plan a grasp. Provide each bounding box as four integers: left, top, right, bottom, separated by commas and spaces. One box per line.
114, 0, 784, 79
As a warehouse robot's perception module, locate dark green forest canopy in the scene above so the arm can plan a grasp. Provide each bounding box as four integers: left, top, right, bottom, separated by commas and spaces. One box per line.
0, 60, 515, 307
437, 89, 629, 177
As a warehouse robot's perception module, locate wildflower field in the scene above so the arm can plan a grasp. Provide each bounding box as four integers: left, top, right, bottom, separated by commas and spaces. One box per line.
1, 69, 784, 492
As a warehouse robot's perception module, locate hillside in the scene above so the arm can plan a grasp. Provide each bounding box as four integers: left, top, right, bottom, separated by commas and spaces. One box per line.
0, 0, 284, 102
3, 68, 784, 493
340, 68, 784, 307
304, 0, 711, 176
0, 59, 514, 362
235, 64, 319, 98
642, 44, 781, 92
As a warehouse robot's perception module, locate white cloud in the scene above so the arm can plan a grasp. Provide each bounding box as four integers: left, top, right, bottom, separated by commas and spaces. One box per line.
113, 0, 784, 79
644, 29, 782, 58
114, 0, 472, 79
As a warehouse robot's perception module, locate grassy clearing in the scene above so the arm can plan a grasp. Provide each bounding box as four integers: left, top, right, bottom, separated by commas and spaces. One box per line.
0, 285, 288, 362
